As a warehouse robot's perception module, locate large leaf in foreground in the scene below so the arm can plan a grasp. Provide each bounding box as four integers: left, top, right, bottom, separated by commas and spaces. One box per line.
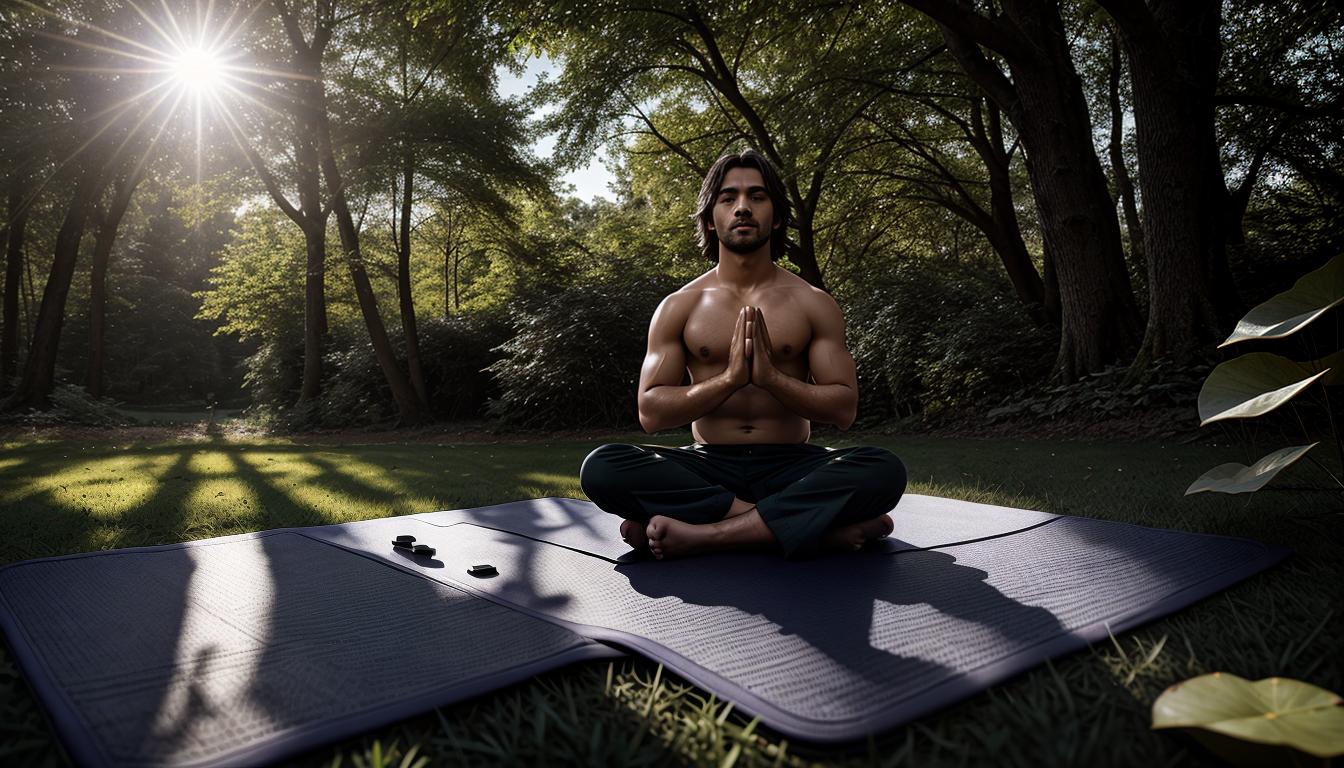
1152, 673, 1344, 761
1185, 444, 1317, 495
1197, 353, 1329, 426
1220, 255, 1344, 347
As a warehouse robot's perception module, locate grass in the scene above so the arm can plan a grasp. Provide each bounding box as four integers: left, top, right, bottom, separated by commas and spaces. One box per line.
0, 429, 1340, 766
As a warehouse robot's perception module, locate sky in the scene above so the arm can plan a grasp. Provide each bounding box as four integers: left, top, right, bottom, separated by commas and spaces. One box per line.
496, 55, 618, 204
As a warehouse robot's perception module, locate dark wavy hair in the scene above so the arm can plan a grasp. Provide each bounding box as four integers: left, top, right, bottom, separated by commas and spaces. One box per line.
693, 149, 792, 263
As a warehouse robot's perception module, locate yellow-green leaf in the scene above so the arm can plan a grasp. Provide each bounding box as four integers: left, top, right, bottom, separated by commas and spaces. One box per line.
1152, 673, 1344, 759
1197, 353, 1329, 426
1221, 255, 1344, 346
1184, 443, 1317, 495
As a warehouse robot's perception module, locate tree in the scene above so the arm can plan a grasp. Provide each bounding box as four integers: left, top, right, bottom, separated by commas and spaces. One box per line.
85, 157, 147, 398
900, 0, 1142, 379
1098, 0, 1242, 372
856, 86, 1056, 326
542, 1, 939, 291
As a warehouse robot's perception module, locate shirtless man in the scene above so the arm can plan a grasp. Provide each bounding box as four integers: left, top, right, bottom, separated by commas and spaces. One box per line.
579, 149, 906, 559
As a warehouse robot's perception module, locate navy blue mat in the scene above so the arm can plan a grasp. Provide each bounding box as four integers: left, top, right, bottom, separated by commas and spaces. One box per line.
0, 495, 1289, 764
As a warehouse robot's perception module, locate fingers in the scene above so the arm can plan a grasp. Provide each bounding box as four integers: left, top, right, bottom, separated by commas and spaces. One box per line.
754, 307, 771, 355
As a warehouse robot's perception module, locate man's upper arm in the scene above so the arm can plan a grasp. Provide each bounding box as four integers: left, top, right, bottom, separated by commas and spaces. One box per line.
808, 292, 858, 390
638, 293, 690, 396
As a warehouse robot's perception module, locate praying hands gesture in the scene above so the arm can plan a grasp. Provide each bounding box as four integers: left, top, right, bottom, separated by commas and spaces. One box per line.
726, 306, 780, 391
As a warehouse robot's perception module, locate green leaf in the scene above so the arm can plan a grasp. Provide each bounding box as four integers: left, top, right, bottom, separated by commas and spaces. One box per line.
1220, 255, 1344, 346
1184, 443, 1317, 495
1152, 673, 1344, 759
1197, 353, 1330, 426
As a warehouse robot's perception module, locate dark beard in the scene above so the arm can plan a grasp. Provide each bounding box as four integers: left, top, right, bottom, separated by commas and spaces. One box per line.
720, 226, 771, 255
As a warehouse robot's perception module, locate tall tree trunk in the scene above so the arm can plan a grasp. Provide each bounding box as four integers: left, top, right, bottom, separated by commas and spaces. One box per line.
85, 170, 141, 399
977, 101, 1054, 326
397, 150, 428, 408
1107, 31, 1145, 280
1100, 0, 1241, 373
294, 124, 328, 404
313, 84, 421, 424
788, 205, 825, 288
906, 0, 1142, 380
2, 186, 29, 390
2, 152, 109, 411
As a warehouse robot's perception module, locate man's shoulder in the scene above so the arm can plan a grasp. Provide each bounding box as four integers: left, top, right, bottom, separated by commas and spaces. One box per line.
658, 272, 717, 309
772, 269, 840, 313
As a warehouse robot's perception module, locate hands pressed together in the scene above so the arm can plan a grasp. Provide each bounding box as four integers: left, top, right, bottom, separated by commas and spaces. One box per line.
725, 306, 779, 391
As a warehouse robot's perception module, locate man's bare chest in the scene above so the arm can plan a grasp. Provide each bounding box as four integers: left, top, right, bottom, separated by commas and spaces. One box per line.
682, 299, 813, 367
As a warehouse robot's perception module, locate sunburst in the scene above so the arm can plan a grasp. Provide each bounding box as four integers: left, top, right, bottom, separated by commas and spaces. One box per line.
13, 0, 310, 197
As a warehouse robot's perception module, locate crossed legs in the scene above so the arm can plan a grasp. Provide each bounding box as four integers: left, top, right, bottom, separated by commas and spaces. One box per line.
584, 443, 905, 560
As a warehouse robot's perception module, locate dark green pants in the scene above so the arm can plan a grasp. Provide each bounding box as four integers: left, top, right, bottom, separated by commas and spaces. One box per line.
579, 442, 907, 557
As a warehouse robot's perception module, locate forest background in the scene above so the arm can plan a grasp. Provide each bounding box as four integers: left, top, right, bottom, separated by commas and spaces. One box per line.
0, 0, 1339, 437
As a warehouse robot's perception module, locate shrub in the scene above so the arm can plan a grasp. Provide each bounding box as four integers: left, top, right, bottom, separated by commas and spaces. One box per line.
845, 262, 1055, 421
487, 272, 678, 429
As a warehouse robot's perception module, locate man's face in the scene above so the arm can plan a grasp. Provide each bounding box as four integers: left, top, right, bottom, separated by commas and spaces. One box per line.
710, 166, 778, 256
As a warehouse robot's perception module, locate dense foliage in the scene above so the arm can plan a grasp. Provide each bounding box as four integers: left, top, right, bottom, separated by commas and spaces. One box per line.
0, 0, 1340, 433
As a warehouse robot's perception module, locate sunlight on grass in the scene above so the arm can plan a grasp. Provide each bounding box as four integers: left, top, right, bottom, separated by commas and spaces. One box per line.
186, 449, 240, 476
311, 452, 408, 495
182, 456, 264, 532
519, 471, 581, 488
5, 453, 178, 518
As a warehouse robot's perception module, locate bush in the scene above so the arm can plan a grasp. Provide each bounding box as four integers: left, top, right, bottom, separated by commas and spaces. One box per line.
845, 262, 1055, 421
238, 311, 511, 430
487, 272, 678, 429
0, 384, 128, 428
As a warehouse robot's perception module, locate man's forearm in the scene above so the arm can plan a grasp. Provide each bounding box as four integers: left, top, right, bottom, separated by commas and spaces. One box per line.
761, 373, 857, 429
639, 373, 741, 432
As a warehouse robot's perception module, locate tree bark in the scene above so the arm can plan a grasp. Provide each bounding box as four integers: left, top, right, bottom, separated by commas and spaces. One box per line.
312, 81, 422, 424
1100, 0, 1241, 373
1107, 31, 1145, 280
294, 121, 328, 404
2, 151, 109, 411
904, 0, 1142, 380
975, 101, 1054, 326
85, 169, 142, 399
2, 186, 28, 390
397, 149, 429, 408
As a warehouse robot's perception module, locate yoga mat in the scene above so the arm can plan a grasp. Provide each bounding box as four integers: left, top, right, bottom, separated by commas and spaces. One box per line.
1, 494, 1290, 762
0, 530, 620, 768
311, 496, 1290, 742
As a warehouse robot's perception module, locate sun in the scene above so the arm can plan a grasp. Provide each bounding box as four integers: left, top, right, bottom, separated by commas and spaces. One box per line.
170, 46, 226, 94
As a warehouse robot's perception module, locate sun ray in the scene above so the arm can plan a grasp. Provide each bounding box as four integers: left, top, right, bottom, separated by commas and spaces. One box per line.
32, 28, 179, 69
14, 0, 172, 59
82, 78, 177, 125
157, 0, 193, 53
12, 84, 170, 229
123, 0, 189, 56
218, 79, 298, 119
209, 0, 269, 54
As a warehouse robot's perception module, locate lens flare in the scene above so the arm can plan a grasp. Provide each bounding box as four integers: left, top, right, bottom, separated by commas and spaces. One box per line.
171, 46, 225, 93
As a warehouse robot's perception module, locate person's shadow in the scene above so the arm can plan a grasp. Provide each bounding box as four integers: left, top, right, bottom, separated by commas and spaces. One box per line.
614, 541, 1067, 716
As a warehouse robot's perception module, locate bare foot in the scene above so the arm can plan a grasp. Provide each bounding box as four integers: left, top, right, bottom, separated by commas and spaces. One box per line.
646, 516, 707, 560
620, 519, 649, 550
647, 511, 776, 560
821, 514, 894, 552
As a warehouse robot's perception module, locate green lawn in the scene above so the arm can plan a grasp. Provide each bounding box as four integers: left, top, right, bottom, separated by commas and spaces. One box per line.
1, 431, 1339, 766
